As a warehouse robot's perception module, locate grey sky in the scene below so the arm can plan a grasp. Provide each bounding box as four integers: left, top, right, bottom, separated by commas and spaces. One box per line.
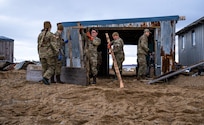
0, 0, 203, 62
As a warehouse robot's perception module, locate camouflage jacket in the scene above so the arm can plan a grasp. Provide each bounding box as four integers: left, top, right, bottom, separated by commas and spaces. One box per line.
88, 37, 101, 52
137, 34, 149, 55
82, 32, 101, 53
54, 31, 65, 55
111, 38, 124, 54
37, 30, 58, 58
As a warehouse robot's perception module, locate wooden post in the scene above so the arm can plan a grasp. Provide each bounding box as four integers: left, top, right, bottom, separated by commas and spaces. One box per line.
67, 29, 73, 67
105, 33, 124, 88
84, 30, 90, 84
77, 22, 84, 68
74, 23, 90, 84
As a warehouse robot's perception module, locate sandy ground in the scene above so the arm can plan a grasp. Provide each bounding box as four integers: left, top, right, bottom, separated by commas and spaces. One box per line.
0, 70, 204, 125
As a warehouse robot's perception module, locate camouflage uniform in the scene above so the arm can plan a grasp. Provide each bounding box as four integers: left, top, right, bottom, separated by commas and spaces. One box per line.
54, 31, 64, 75
111, 37, 125, 74
87, 37, 101, 76
37, 22, 58, 85
82, 30, 101, 83
137, 33, 149, 79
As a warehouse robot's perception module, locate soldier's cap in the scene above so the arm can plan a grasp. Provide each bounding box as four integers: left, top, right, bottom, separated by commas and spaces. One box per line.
57, 24, 64, 31
44, 21, 51, 29
112, 32, 119, 36
144, 29, 151, 33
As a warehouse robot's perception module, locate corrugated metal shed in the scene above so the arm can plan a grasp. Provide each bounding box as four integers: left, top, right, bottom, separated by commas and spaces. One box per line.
176, 17, 204, 66
58, 15, 182, 85
0, 36, 14, 62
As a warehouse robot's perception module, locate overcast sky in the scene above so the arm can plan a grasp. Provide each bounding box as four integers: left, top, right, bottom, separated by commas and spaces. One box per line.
0, 0, 203, 64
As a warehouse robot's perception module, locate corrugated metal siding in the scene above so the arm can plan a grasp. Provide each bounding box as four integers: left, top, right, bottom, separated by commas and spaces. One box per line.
63, 28, 81, 67
60, 16, 180, 76
160, 20, 176, 74
0, 40, 14, 62
154, 28, 161, 75
178, 23, 204, 66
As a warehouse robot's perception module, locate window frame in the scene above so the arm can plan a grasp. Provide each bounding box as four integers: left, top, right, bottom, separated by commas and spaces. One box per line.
191, 30, 196, 46
182, 35, 185, 49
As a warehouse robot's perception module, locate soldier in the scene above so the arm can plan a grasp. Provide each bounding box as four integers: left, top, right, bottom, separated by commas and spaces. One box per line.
50, 23, 67, 84
81, 28, 101, 84
108, 32, 125, 77
37, 21, 58, 85
137, 29, 151, 80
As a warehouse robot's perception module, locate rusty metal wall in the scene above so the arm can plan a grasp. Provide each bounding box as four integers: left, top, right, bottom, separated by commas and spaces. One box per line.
0, 40, 14, 62
178, 23, 204, 66
160, 20, 176, 74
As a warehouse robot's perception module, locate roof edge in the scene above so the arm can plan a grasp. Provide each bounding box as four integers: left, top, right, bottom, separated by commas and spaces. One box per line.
61, 15, 180, 27
176, 16, 204, 35
0, 36, 14, 41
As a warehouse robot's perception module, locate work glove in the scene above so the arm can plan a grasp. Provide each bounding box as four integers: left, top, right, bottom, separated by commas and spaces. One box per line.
86, 32, 93, 41
107, 43, 111, 49
64, 39, 68, 43
58, 54, 62, 61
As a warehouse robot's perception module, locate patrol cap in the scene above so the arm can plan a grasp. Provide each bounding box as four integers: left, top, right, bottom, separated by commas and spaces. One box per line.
112, 32, 119, 36
44, 21, 51, 29
144, 29, 151, 33
57, 23, 64, 31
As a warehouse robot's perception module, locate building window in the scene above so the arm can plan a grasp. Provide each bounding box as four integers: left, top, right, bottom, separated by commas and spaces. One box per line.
192, 30, 196, 46
182, 35, 185, 49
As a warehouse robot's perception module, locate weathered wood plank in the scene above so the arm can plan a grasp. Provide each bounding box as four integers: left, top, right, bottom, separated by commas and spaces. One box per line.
0, 41, 14, 62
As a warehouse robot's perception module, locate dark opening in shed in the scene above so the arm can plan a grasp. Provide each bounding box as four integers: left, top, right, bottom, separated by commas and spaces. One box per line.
96, 27, 155, 76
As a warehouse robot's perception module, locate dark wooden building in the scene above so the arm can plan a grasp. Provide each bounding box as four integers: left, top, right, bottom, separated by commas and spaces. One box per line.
0, 36, 14, 62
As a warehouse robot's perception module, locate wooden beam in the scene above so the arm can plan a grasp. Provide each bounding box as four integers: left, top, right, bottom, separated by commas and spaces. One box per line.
105, 33, 124, 88
67, 29, 73, 67
77, 22, 84, 68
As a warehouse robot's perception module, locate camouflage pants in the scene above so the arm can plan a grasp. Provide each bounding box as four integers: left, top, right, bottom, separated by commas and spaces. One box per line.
113, 52, 124, 72
40, 57, 55, 79
55, 59, 62, 75
89, 52, 98, 76
137, 54, 147, 76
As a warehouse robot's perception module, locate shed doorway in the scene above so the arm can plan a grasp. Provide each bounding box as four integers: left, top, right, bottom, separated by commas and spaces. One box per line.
96, 27, 155, 77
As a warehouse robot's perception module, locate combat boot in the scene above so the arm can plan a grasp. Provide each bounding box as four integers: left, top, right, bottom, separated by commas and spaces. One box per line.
50, 75, 56, 83
120, 71, 123, 76
113, 71, 117, 80
141, 75, 148, 80
114, 75, 117, 80
42, 77, 50, 85
120, 71, 122, 77
56, 75, 64, 84
137, 75, 141, 80
92, 76, 96, 84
